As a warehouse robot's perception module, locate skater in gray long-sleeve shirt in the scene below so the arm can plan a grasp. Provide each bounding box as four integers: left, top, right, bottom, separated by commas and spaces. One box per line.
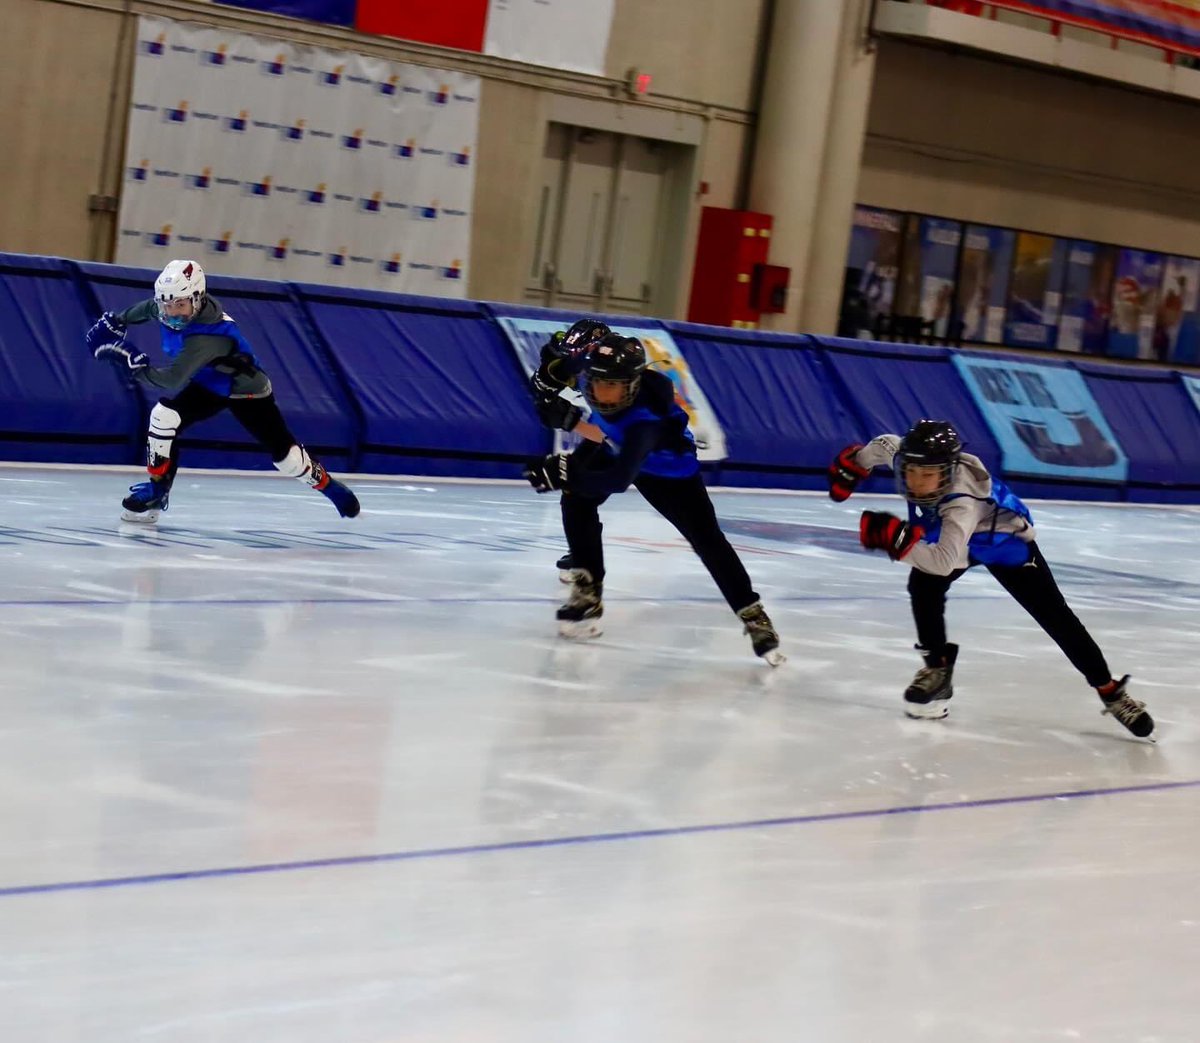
828, 419, 1153, 739
86, 259, 359, 523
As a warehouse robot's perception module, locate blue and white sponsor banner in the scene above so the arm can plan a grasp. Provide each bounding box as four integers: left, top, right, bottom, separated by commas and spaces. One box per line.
495, 317, 727, 461
952, 356, 1128, 482
118, 16, 478, 295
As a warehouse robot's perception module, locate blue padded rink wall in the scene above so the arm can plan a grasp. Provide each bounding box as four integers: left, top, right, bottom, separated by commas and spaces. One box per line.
1, 258, 1200, 1041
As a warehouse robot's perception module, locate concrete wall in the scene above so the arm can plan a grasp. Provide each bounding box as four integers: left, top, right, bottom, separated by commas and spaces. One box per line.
859, 39, 1200, 254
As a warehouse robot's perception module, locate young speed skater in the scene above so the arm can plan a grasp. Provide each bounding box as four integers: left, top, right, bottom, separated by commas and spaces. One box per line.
524, 332, 785, 665
527, 316, 613, 582
86, 259, 359, 523
828, 419, 1153, 739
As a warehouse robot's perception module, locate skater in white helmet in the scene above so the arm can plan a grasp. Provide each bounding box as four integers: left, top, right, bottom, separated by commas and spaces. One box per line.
85, 259, 359, 523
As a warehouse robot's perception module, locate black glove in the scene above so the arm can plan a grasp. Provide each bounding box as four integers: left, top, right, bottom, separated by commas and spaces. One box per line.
531, 359, 584, 431
859, 510, 924, 561
828, 443, 870, 502
523, 452, 570, 494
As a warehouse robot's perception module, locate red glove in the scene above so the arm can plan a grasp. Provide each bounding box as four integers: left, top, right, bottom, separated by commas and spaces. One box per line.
828, 443, 870, 502
860, 511, 924, 560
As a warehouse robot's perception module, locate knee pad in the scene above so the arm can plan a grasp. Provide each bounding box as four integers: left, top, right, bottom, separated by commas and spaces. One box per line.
273, 443, 312, 480
146, 403, 182, 475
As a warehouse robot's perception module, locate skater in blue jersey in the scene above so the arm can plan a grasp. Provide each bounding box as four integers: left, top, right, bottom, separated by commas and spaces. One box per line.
829, 419, 1153, 738
524, 332, 783, 665
86, 259, 358, 523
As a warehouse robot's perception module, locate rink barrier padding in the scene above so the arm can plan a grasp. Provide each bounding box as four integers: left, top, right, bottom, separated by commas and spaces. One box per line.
2, 253, 1200, 502
0, 254, 141, 463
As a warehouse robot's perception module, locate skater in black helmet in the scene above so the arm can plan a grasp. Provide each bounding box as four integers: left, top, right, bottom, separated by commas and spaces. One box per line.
829, 419, 1153, 738
528, 317, 612, 582
525, 332, 784, 665
86, 259, 359, 523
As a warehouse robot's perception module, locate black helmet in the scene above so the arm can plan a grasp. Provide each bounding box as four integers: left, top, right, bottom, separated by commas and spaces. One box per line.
583, 333, 647, 415
563, 318, 611, 349
895, 420, 962, 505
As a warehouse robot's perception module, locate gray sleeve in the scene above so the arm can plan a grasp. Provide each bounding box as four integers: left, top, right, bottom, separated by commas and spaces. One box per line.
134, 333, 235, 394
905, 498, 982, 576
855, 434, 901, 471
114, 299, 159, 326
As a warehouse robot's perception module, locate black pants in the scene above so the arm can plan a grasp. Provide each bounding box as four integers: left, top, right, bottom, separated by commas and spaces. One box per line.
162, 384, 297, 467
561, 470, 759, 613
907, 542, 1111, 687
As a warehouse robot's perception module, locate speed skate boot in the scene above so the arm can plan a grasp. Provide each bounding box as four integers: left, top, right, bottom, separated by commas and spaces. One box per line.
309, 460, 360, 518
121, 478, 172, 523
904, 643, 959, 719
556, 568, 603, 639
737, 601, 785, 667
1098, 675, 1155, 740
557, 552, 577, 584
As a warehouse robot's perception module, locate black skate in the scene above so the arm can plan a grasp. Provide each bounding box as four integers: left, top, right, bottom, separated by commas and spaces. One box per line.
904, 643, 958, 719
737, 601, 785, 666
311, 463, 360, 518
556, 569, 603, 639
121, 479, 171, 524
556, 552, 577, 584
1099, 675, 1155, 740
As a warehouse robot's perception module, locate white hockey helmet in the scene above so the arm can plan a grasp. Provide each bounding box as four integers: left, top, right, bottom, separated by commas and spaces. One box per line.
154, 259, 207, 330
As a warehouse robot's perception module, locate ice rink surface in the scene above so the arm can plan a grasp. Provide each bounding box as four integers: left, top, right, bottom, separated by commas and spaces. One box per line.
1, 465, 1197, 1042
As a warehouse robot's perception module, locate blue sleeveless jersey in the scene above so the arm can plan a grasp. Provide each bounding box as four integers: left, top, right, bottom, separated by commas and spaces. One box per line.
160, 315, 259, 397
591, 394, 698, 479
909, 477, 1034, 567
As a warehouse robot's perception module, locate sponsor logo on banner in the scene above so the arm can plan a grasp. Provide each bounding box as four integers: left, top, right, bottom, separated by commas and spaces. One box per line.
129, 160, 149, 182
146, 224, 172, 248
381, 253, 403, 274
395, 139, 415, 158
302, 183, 327, 205
951, 356, 1127, 481
341, 128, 363, 150
283, 119, 305, 141
163, 100, 189, 123
415, 202, 438, 220
263, 53, 286, 76
359, 192, 383, 213
142, 33, 166, 56
450, 147, 470, 167
380, 75, 399, 96
185, 167, 211, 189
440, 260, 463, 280
321, 65, 344, 87
269, 238, 289, 261
429, 84, 449, 105
203, 44, 227, 66
224, 110, 248, 132
209, 230, 233, 254
328, 247, 347, 268
245, 176, 272, 197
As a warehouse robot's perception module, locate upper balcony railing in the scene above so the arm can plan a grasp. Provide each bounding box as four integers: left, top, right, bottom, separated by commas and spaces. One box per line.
904, 0, 1200, 63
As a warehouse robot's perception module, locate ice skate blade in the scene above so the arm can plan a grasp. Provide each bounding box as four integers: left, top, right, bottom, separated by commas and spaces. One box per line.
904, 700, 949, 720
120, 509, 161, 524
558, 569, 580, 584
558, 620, 603, 640
761, 649, 786, 667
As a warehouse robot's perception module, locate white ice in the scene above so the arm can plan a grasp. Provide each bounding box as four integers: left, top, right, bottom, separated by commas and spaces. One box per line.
0, 465, 1197, 1042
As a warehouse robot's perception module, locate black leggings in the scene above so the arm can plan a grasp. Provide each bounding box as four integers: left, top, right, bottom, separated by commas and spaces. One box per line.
907, 542, 1111, 687
162, 384, 297, 464
560, 470, 759, 612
